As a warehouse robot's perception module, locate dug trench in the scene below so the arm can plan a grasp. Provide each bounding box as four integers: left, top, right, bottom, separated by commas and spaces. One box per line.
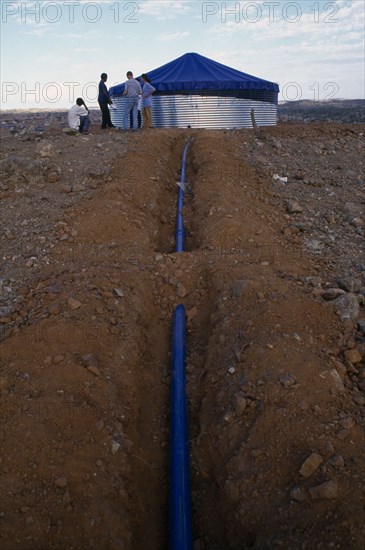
0, 130, 189, 549
0, 128, 364, 549
183, 134, 364, 548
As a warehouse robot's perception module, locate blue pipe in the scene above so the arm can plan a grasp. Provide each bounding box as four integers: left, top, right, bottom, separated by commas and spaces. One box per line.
170, 304, 193, 550
175, 140, 191, 253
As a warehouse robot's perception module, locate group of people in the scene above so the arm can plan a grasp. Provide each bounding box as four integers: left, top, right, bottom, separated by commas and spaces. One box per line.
68, 71, 156, 135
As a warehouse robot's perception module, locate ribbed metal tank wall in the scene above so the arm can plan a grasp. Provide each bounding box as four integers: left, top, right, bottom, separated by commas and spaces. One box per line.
110, 95, 277, 129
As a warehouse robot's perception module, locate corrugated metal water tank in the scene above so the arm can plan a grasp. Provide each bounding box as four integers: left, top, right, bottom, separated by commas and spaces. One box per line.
110, 95, 277, 129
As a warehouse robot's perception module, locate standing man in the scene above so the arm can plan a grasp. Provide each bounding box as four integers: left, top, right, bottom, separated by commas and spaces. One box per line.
98, 73, 115, 129
123, 71, 142, 130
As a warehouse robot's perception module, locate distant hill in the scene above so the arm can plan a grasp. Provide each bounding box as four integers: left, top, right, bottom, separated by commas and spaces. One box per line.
278, 99, 365, 124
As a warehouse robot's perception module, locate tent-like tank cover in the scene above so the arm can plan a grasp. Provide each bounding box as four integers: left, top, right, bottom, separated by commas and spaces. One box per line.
110, 52, 279, 96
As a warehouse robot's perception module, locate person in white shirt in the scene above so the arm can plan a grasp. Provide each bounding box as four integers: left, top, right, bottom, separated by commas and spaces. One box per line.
68, 98, 91, 134
141, 73, 156, 129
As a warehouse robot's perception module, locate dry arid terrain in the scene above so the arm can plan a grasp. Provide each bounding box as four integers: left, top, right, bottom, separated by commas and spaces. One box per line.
0, 106, 364, 549
278, 99, 365, 124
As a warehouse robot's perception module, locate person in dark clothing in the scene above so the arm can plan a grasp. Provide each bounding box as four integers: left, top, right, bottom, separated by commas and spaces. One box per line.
98, 73, 115, 129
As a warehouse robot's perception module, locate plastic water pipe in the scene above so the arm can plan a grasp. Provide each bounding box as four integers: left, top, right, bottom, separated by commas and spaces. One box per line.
170, 304, 193, 550
170, 141, 193, 548
175, 140, 192, 252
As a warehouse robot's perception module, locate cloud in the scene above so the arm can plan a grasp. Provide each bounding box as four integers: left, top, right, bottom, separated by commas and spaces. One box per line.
2, 0, 114, 25
21, 26, 52, 37
158, 31, 190, 41
75, 47, 100, 52
205, 0, 364, 39
139, 0, 192, 20
54, 31, 99, 40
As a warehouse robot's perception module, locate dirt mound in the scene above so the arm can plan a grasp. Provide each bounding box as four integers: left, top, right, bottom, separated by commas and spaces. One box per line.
0, 120, 364, 549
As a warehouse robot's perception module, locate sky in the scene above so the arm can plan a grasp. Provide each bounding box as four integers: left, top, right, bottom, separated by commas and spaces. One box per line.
1, 0, 364, 109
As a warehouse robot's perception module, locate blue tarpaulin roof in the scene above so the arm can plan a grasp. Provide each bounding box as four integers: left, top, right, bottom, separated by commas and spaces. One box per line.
110, 52, 279, 96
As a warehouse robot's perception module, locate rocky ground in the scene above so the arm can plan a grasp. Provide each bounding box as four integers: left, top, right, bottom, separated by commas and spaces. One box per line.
278, 99, 365, 124
0, 109, 364, 549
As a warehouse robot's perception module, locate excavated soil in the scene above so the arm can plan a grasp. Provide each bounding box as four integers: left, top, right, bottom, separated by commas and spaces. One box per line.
0, 117, 364, 549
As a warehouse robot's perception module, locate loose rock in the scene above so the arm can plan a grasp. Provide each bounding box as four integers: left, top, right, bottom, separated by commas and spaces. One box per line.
330, 369, 346, 393
328, 454, 344, 468
299, 453, 323, 478
309, 480, 338, 500
344, 349, 362, 364
68, 297, 82, 310
286, 200, 303, 214
332, 293, 360, 321
54, 477, 68, 488
321, 288, 345, 301
234, 394, 247, 416
290, 486, 308, 502
279, 374, 297, 388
